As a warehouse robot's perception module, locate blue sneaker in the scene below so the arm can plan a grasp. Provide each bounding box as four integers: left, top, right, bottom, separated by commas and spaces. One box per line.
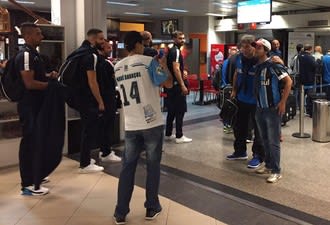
226, 153, 248, 160
248, 156, 262, 169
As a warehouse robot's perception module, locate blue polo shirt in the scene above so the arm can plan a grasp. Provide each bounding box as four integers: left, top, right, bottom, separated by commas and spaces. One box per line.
322, 54, 330, 84
235, 54, 258, 105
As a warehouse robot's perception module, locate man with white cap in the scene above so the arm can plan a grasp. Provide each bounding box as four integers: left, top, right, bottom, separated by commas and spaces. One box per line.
252, 38, 292, 183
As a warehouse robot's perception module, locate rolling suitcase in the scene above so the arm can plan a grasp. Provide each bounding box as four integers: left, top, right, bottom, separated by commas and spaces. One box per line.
282, 93, 297, 126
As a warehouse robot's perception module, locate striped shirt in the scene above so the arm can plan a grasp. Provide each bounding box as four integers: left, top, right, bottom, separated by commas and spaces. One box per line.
255, 59, 289, 109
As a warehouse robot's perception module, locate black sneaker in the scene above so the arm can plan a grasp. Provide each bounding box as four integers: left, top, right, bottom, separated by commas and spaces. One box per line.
145, 207, 162, 220
113, 215, 126, 225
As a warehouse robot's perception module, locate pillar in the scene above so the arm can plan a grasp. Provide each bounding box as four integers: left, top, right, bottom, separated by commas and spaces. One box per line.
51, 0, 107, 57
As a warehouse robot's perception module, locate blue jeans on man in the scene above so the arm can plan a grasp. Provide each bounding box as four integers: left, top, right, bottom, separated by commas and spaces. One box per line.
255, 107, 281, 174
114, 125, 164, 218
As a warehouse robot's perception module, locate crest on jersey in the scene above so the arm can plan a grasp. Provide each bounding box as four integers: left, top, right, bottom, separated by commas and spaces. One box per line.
156, 66, 163, 75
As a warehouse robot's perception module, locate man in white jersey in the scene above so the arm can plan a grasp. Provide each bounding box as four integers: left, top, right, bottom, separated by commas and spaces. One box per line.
113, 31, 173, 225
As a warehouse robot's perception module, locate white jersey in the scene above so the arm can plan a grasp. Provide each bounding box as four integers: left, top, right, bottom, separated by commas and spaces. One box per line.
114, 55, 168, 131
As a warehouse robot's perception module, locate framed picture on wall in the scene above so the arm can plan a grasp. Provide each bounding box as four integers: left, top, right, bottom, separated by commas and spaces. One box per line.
161, 19, 178, 36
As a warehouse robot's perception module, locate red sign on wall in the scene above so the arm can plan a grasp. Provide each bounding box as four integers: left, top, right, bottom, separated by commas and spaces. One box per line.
210, 44, 225, 76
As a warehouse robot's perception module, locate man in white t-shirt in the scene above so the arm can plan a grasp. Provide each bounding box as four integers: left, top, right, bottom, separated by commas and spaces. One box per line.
113, 31, 173, 225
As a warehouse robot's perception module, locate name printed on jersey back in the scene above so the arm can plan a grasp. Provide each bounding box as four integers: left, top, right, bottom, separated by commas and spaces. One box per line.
116, 72, 141, 82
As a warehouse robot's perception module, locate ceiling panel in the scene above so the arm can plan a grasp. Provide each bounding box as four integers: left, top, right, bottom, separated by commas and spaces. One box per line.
1, 0, 330, 19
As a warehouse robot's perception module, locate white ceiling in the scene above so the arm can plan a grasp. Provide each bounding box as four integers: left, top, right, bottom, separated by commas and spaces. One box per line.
1, 0, 330, 19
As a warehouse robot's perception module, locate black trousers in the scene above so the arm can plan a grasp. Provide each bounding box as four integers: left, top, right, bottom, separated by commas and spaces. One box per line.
233, 100, 264, 159
165, 85, 187, 139
165, 110, 185, 138
18, 98, 43, 189
79, 106, 100, 168
100, 108, 116, 156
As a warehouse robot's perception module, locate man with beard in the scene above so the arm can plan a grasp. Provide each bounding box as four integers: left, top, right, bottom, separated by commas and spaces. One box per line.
77, 28, 105, 173
164, 31, 192, 144
96, 40, 122, 162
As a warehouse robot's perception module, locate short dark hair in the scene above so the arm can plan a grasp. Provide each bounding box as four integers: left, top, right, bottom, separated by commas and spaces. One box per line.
296, 44, 303, 52
304, 44, 313, 51
20, 22, 38, 36
124, 31, 142, 52
240, 34, 255, 45
87, 28, 103, 37
171, 30, 184, 39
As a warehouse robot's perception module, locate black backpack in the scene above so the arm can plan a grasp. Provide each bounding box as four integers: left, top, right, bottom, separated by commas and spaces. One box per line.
58, 48, 93, 110
0, 52, 25, 102
219, 98, 238, 126
59, 48, 92, 88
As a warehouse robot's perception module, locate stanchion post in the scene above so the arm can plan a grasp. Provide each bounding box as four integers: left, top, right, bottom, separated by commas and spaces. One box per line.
292, 84, 311, 138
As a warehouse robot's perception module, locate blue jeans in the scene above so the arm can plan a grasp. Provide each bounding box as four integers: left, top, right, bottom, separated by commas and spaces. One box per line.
115, 125, 164, 217
255, 108, 281, 174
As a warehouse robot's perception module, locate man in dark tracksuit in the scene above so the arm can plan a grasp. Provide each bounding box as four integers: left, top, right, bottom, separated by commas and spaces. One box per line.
164, 31, 192, 144
77, 29, 105, 173
298, 44, 317, 116
97, 40, 121, 162
17, 23, 58, 196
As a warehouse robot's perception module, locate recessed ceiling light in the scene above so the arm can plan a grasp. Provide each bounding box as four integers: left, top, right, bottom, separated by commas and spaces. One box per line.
206, 13, 226, 17
162, 8, 188, 13
212, 2, 236, 8
124, 12, 151, 16
107, 1, 138, 6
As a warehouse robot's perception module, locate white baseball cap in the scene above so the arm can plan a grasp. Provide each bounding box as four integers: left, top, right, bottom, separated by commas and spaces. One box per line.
252, 38, 271, 51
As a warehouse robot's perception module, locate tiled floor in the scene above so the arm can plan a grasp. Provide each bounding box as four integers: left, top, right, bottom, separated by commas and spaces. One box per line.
2, 99, 330, 225
0, 158, 227, 225
161, 102, 330, 222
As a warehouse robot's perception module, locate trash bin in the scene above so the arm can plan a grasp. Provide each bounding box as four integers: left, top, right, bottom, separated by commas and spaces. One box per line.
312, 99, 330, 142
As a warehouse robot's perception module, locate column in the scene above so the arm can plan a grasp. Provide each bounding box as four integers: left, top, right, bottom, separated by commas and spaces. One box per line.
51, 0, 107, 57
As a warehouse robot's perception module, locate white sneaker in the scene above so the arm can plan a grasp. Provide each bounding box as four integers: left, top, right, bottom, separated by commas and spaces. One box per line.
267, 173, 282, 183
99, 151, 122, 162
164, 134, 176, 141
175, 136, 192, 144
21, 186, 49, 196
90, 158, 96, 164
41, 176, 50, 184
256, 166, 272, 175
79, 164, 104, 173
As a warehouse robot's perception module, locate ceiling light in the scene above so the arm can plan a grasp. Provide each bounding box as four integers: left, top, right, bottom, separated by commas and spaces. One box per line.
206, 13, 226, 17
212, 2, 236, 9
16, 0, 35, 4
107, 1, 138, 6
124, 12, 151, 16
162, 8, 188, 13
272, 1, 284, 8
1, 0, 35, 4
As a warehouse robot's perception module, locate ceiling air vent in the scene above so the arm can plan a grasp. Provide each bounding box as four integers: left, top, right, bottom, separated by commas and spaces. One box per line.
308, 20, 329, 27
